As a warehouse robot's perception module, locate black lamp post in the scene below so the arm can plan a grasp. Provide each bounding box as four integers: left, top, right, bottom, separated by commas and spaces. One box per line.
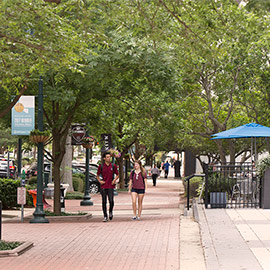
80, 131, 94, 206
30, 77, 49, 223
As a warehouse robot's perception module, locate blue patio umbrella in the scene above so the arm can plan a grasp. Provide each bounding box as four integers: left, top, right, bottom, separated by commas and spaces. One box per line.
211, 123, 270, 161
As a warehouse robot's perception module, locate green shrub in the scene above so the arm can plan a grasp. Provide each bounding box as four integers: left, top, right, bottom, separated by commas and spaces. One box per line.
72, 176, 84, 192
28, 176, 37, 185
73, 173, 84, 180
200, 173, 237, 202
256, 156, 270, 178
183, 177, 203, 198
65, 192, 84, 200
0, 241, 22, 250
0, 178, 20, 209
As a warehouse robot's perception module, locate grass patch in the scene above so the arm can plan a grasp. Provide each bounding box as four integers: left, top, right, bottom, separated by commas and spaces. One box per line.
65, 191, 84, 200
0, 241, 22, 250
44, 210, 87, 216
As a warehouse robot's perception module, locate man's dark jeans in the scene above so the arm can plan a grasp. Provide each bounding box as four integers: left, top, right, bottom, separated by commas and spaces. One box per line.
100, 188, 114, 218
165, 170, 169, 178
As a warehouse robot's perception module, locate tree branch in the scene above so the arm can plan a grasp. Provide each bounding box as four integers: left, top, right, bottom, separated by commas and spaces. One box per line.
0, 73, 30, 118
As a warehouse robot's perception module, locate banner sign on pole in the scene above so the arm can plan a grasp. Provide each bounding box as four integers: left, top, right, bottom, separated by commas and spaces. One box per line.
101, 134, 112, 153
71, 124, 86, 145
12, 96, 35, 135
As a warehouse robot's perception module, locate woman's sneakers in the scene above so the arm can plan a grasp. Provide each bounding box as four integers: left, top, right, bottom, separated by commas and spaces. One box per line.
132, 216, 141, 220
103, 217, 108, 222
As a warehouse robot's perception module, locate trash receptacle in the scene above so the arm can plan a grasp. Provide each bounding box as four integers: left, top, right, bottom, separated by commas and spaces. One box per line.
60, 185, 65, 213
44, 172, 49, 188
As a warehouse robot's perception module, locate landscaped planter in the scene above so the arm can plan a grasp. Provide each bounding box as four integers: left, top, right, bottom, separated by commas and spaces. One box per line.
0, 242, 33, 257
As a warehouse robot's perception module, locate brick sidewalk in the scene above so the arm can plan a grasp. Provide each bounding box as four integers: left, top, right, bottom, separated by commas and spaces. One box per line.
1, 180, 187, 270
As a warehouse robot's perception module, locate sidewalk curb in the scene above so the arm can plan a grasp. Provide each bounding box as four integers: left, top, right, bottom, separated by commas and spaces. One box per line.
0, 241, 34, 257
3, 213, 92, 223
192, 198, 199, 222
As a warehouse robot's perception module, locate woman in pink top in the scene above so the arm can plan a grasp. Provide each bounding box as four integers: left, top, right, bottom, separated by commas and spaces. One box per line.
128, 160, 148, 220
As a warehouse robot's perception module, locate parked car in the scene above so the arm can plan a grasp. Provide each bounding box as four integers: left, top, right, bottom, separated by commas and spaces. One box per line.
26, 162, 51, 179
72, 162, 100, 194
72, 162, 99, 176
0, 158, 16, 179
88, 172, 101, 194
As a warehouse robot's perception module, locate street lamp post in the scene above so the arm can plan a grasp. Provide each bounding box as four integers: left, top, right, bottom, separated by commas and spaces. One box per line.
30, 77, 49, 223
80, 131, 94, 206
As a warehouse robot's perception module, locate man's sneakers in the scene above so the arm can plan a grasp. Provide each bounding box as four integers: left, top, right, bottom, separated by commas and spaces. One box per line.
103, 213, 113, 222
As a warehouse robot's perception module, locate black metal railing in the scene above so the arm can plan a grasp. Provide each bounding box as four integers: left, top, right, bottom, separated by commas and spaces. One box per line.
204, 163, 261, 209
185, 174, 205, 210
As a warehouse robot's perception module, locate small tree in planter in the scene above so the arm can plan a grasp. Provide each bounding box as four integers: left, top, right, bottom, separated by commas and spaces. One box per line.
29, 130, 51, 144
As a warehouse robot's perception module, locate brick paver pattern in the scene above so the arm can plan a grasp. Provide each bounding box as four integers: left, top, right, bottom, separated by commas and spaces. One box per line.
1, 180, 181, 270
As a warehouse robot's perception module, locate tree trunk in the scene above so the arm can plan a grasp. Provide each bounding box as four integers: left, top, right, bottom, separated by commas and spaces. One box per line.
215, 140, 226, 164
52, 133, 61, 215
228, 140, 235, 164
60, 132, 73, 191
52, 131, 67, 215
117, 157, 125, 189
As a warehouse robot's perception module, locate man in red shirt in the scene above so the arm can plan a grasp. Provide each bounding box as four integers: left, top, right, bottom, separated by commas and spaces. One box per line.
97, 152, 119, 222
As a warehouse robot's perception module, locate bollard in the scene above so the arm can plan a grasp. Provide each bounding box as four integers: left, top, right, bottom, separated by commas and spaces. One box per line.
60, 185, 65, 213
0, 200, 2, 240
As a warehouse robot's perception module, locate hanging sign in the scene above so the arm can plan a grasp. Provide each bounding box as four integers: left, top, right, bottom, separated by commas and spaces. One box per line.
12, 96, 35, 135
71, 124, 86, 145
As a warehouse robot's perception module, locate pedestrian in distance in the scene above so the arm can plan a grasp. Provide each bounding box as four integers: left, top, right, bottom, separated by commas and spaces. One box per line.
151, 164, 160, 186
164, 160, 170, 179
97, 152, 119, 222
128, 160, 148, 220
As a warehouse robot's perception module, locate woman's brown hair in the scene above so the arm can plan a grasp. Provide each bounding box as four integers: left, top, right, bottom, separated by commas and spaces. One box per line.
134, 160, 147, 178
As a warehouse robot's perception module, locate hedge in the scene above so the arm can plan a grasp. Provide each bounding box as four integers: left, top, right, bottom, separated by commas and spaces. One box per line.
28, 176, 37, 185
72, 176, 84, 193
183, 177, 203, 198
0, 178, 20, 209
65, 192, 84, 200
0, 178, 36, 209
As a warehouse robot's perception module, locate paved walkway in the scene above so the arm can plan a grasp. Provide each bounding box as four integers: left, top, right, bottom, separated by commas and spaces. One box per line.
0, 179, 205, 270
197, 204, 270, 270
